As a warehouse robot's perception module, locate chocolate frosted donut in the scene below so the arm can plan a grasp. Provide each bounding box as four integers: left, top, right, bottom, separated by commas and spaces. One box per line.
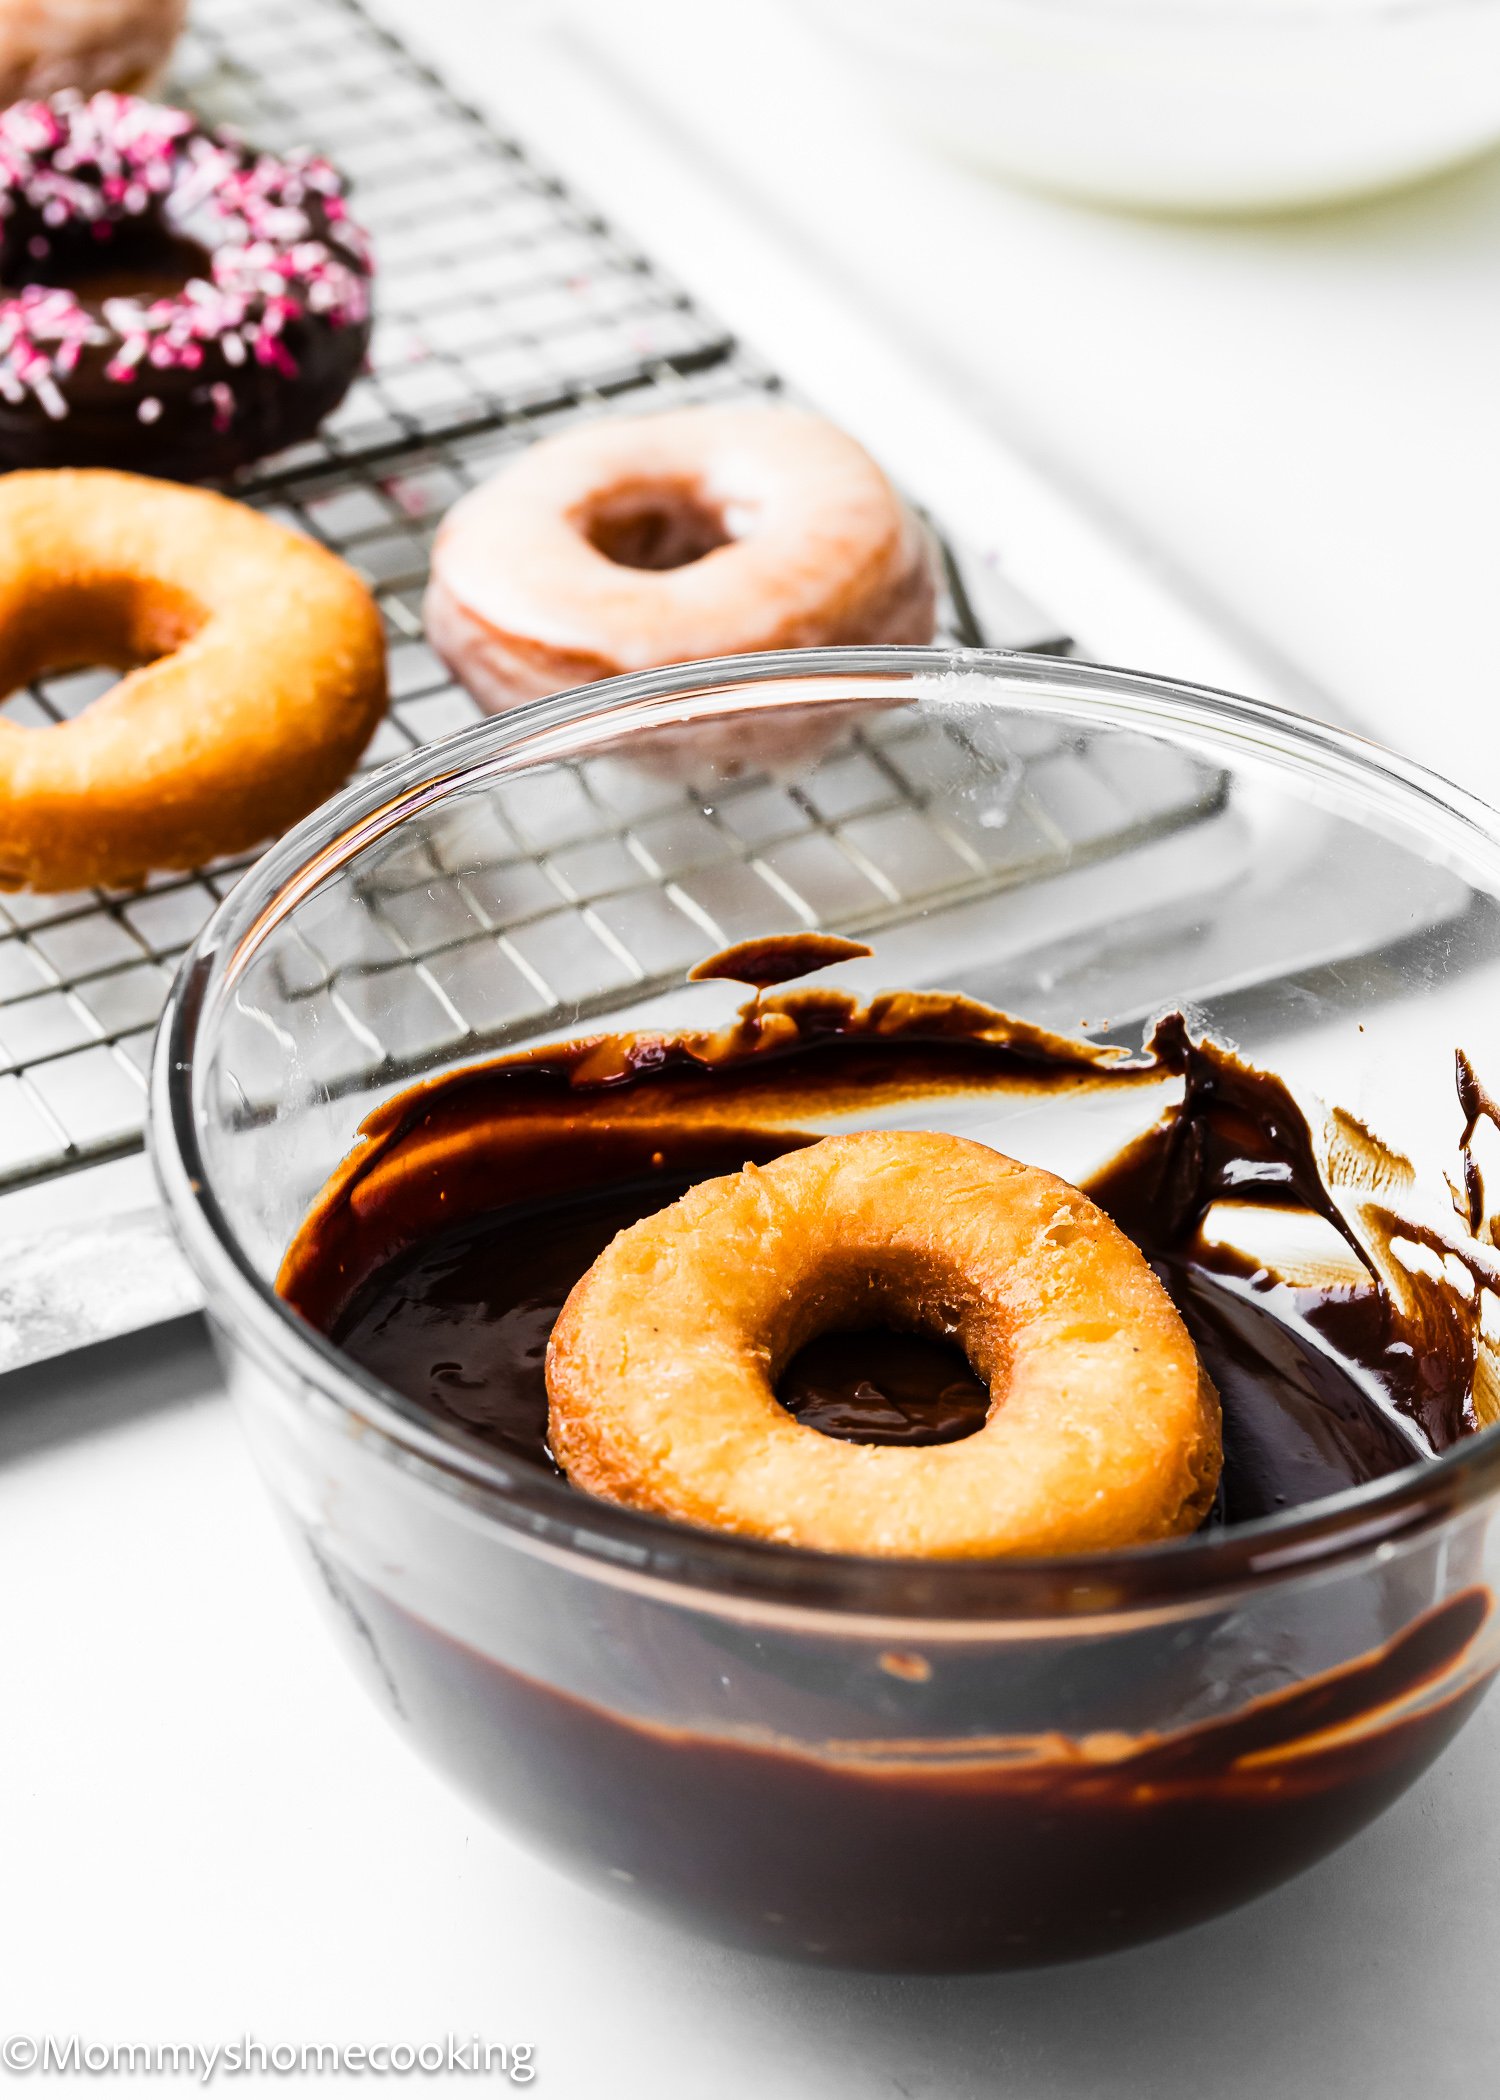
0, 92, 374, 478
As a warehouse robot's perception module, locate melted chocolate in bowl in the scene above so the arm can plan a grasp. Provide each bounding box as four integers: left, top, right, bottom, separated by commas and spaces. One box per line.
279, 949, 1500, 1967
331, 1176, 999, 1460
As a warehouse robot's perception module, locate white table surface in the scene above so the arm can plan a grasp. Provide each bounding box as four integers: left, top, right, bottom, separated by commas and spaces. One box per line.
5, 5, 1500, 2094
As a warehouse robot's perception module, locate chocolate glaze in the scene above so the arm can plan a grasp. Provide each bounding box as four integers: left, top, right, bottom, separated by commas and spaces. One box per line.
1456, 1048, 1500, 1237
280, 946, 1500, 1967
688, 933, 874, 988
1092, 1012, 1496, 1455
780, 1329, 989, 1446
24, 223, 213, 305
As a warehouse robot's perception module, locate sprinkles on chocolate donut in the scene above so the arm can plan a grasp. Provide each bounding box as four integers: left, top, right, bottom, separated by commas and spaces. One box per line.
0, 90, 373, 477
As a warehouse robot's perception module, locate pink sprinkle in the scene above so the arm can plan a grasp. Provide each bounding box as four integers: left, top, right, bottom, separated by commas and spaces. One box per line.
253, 331, 299, 379
384, 477, 429, 519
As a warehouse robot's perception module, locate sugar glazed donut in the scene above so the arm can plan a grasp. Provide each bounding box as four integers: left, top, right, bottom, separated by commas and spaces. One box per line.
0, 93, 374, 478
423, 404, 938, 713
0, 0, 184, 104
548, 1130, 1222, 1558
0, 469, 387, 891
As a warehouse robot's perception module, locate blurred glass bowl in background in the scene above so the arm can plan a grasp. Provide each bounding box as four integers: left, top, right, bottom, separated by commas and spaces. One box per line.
801, 0, 1500, 214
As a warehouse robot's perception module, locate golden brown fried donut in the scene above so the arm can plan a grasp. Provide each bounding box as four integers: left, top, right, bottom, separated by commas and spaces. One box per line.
547, 1130, 1221, 1559
0, 0, 185, 103
0, 469, 387, 891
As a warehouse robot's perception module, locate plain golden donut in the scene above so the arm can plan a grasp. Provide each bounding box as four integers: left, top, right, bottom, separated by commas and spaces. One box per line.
0, 469, 387, 891
0, 0, 185, 103
423, 403, 937, 715
547, 1130, 1222, 1559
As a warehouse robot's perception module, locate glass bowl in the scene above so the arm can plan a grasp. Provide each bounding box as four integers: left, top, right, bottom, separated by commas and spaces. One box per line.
802, 0, 1500, 214
150, 648, 1500, 1971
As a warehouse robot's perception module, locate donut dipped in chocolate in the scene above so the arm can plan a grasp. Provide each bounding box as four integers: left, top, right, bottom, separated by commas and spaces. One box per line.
0, 92, 374, 478
280, 934, 1500, 1535
548, 1129, 1222, 1555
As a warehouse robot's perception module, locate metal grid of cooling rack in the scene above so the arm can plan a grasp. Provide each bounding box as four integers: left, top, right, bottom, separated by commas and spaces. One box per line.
0, 0, 1224, 1192
174, 0, 738, 474
235, 682, 1222, 1116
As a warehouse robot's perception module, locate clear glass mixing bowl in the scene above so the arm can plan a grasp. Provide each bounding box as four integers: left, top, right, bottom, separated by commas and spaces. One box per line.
150, 648, 1500, 1970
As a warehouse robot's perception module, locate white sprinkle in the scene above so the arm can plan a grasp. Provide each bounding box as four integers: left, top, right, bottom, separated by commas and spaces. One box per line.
137, 395, 162, 424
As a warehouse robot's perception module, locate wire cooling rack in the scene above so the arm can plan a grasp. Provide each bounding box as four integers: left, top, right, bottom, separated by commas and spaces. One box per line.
178, 0, 739, 469
0, 0, 1224, 1192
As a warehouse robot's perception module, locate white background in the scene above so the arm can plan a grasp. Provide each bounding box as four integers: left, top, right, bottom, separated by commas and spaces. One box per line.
5, 3, 1500, 2095
485, 0, 1500, 778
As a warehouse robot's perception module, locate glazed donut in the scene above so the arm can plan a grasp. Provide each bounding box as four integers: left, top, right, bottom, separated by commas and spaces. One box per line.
423, 404, 937, 716
0, 94, 374, 479
0, 469, 387, 891
0, 0, 184, 104
548, 1130, 1222, 1559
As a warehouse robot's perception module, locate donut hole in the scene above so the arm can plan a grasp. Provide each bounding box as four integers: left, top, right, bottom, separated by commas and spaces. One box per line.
773, 1257, 995, 1448
14, 221, 214, 306
0, 576, 207, 716
581, 480, 734, 571
777, 1326, 990, 1447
